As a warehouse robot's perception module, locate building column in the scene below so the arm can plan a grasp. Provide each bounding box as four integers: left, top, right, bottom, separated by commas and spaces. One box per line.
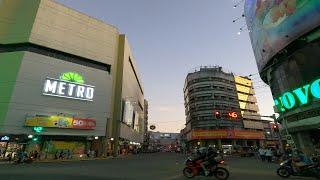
295, 132, 314, 155
243, 140, 248, 147
217, 139, 222, 149
232, 139, 237, 147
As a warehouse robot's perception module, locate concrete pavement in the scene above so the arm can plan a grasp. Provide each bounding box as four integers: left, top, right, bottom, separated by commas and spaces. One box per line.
0, 153, 313, 180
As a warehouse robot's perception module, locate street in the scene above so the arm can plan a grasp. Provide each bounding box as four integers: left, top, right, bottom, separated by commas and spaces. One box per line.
0, 152, 312, 180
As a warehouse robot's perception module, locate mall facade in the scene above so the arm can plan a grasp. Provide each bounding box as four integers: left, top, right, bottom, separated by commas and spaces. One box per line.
245, 0, 320, 154
183, 66, 279, 150
0, 0, 146, 158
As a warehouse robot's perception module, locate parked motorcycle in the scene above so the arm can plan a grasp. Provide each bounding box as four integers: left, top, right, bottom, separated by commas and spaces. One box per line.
183, 155, 229, 179
13, 156, 34, 164
277, 158, 320, 179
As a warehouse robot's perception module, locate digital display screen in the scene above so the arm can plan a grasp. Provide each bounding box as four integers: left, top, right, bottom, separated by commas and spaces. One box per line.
245, 0, 320, 72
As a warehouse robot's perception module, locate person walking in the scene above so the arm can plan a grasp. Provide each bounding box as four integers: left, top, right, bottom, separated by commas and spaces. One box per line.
259, 147, 266, 161
7, 152, 12, 163
59, 151, 64, 159
55, 151, 59, 159
265, 148, 273, 162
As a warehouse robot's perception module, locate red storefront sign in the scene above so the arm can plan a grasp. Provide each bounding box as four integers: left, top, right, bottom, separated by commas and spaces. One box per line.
72, 118, 96, 129
192, 129, 265, 140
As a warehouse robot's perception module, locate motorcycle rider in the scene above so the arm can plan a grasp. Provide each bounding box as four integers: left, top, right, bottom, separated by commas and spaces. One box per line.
199, 146, 219, 176
291, 149, 313, 173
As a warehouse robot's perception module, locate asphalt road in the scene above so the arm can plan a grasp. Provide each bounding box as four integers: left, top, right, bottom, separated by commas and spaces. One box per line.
0, 153, 313, 180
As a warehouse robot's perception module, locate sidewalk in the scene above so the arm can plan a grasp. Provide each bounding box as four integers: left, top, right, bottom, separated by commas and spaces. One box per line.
0, 156, 115, 164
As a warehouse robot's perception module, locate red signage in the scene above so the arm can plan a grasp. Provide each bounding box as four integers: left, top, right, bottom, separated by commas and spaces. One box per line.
72, 118, 96, 129
228, 112, 238, 118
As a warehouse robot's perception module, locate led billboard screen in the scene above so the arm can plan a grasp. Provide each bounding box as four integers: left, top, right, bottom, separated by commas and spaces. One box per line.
245, 0, 320, 73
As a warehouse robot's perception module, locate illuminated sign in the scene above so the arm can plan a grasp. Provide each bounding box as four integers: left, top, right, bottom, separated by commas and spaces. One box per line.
25, 115, 96, 130
0, 136, 9, 141
274, 78, 320, 112
43, 72, 94, 101
228, 112, 238, 118
33, 126, 44, 133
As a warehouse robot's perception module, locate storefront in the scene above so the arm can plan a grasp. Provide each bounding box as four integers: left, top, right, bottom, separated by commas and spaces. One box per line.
190, 129, 265, 148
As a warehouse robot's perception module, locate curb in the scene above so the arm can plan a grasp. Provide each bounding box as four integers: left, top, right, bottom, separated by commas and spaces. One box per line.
35, 157, 114, 163
0, 154, 133, 164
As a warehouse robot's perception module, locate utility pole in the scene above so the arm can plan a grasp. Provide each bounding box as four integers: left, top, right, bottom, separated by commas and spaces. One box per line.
271, 114, 284, 153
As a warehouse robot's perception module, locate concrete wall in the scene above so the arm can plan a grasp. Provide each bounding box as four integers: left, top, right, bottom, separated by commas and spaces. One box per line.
0, 0, 40, 44
3, 51, 112, 136
29, 0, 119, 66
119, 35, 144, 143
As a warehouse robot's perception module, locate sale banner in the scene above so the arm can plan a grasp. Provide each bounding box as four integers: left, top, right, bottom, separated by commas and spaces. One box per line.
25, 115, 96, 130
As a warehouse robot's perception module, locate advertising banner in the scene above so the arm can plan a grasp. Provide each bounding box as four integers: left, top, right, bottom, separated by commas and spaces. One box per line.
25, 115, 96, 130
234, 130, 265, 139
192, 130, 230, 139
192, 130, 265, 140
123, 101, 134, 127
45, 141, 86, 154
243, 120, 264, 130
244, 0, 320, 72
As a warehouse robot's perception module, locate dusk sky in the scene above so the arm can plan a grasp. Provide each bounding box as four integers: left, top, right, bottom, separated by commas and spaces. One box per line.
57, 0, 275, 133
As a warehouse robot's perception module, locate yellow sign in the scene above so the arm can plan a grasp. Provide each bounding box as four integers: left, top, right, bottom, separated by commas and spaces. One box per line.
25, 116, 73, 128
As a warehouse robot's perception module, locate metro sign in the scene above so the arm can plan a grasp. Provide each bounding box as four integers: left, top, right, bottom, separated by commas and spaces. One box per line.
274, 78, 320, 112
42, 72, 94, 101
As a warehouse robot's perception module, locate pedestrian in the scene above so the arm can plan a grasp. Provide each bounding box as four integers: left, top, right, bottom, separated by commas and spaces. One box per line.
34, 150, 39, 160
7, 152, 12, 163
55, 151, 59, 159
275, 148, 282, 162
0, 148, 3, 158
258, 147, 266, 161
66, 150, 72, 159
23, 151, 28, 162
87, 149, 90, 158
59, 151, 64, 159
265, 148, 273, 162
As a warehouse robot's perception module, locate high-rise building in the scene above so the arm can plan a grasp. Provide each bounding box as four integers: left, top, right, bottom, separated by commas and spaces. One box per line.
234, 76, 260, 120
183, 66, 270, 149
0, 0, 145, 158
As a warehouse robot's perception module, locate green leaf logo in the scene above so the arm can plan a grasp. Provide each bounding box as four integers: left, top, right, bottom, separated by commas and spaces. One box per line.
60, 72, 85, 84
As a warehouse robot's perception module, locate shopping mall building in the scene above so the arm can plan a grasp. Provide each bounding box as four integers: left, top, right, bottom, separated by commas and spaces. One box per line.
0, 0, 146, 158
245, 0, 320, 154
183, 66, 280, 150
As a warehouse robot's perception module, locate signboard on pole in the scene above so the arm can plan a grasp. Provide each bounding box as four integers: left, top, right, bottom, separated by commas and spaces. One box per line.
285, 135, 295, 144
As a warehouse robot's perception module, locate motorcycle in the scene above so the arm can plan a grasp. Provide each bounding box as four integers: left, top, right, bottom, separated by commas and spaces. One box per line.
13, 156, 34, 164
183, 155, 229, 179
277, 158, 320, 179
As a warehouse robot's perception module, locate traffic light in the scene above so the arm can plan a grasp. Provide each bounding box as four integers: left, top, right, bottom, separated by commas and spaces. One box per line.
272, 124, 279, 132
214, 111, 221, 119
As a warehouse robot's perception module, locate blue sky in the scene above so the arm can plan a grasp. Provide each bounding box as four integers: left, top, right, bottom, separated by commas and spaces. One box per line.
57, 0, 275, 132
